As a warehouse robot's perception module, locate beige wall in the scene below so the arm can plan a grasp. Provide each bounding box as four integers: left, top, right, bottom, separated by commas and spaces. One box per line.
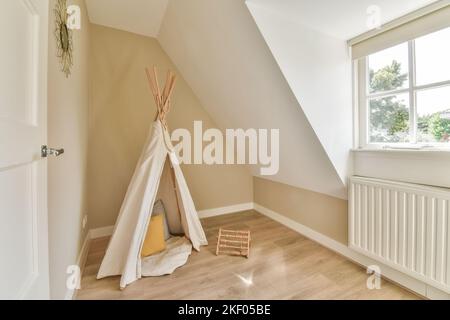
47, 0, 90, 299
253, 177, 348, 244
88, 24, 253, 229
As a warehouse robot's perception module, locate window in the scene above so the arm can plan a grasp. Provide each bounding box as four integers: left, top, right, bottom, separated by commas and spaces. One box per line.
358, 27, 450, 148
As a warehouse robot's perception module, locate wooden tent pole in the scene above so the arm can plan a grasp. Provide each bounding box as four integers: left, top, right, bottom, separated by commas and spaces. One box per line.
160, 72, 177, 126
160, 71, 172, 124
145, 68, 162, 122
153, 66, 162, 108
145, 66, 177, 127
145, 68, 158, 103
161, 75, 177, 113
162, 71, 171, 102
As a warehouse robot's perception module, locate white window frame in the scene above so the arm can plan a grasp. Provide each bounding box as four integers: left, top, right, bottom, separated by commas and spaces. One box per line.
357, 37, 450, 150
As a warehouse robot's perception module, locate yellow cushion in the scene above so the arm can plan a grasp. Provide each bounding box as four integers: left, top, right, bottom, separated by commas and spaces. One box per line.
141, 215, 166, 257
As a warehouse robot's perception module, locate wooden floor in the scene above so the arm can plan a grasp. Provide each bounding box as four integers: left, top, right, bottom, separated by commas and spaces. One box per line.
77, 211, 419, 300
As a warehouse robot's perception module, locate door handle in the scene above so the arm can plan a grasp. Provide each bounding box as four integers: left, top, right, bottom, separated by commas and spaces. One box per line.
41, 145, 65, 158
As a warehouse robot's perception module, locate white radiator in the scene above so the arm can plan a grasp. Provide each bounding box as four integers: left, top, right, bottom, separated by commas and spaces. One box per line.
349, 176, 450, 294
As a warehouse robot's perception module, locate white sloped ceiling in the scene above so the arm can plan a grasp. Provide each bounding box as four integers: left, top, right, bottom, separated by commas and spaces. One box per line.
246, 1, 354, 187
157, 0, 347, 199
243, 0, 439, 187
246, 0, 439, 40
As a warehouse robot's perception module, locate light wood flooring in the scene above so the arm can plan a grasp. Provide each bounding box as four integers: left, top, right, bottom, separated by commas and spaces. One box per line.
77, 211, 419, 300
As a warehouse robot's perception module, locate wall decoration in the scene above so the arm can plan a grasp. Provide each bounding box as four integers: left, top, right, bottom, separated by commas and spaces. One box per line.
54, 0, 73, 77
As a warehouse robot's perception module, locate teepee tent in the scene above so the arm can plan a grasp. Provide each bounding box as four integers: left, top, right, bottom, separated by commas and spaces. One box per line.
97, 67, 208, 289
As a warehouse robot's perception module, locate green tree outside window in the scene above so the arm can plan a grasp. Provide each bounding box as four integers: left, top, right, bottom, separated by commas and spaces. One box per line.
369, 61, 450, 143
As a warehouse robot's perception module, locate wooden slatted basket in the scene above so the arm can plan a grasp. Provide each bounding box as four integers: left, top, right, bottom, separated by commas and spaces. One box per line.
216, 228, 251, 258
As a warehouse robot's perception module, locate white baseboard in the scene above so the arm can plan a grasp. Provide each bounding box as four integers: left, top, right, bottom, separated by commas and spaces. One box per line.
198, 202, 254, 219
87, 203, 255, 240
254, 204, 348, 255
253, 203, 450, 300
64, 231, 91, 300
90, 225, 115, 239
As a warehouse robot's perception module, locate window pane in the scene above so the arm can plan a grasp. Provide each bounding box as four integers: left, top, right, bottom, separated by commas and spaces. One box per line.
416, 27, 450, 86
369, 93, 410, 143
368, 43, 409, 94
417, 86, 450, 143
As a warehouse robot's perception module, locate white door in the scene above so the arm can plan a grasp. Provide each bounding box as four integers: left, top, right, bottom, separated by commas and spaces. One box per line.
0, 0, 50, 299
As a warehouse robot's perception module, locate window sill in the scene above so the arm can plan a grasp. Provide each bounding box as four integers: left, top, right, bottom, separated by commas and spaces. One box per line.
352, 147, 450, 159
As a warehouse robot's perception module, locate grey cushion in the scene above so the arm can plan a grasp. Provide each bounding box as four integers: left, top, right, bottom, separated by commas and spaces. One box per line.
152, 199, 171, 240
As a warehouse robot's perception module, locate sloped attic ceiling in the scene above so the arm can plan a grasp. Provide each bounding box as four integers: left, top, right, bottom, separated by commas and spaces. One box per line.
246, 0, 439, 40
246, 1, 354, 187
157, 0, 440, 199
158, 0, 347, 199
244, 0, 439, 186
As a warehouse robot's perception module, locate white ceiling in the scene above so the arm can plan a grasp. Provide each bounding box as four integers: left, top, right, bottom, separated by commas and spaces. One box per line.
85, 0, 169, 37
85, 0, 439, 39
246, 0, 440, 39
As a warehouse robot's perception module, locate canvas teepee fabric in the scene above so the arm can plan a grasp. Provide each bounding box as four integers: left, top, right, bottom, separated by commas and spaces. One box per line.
97, 67, 208, 289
